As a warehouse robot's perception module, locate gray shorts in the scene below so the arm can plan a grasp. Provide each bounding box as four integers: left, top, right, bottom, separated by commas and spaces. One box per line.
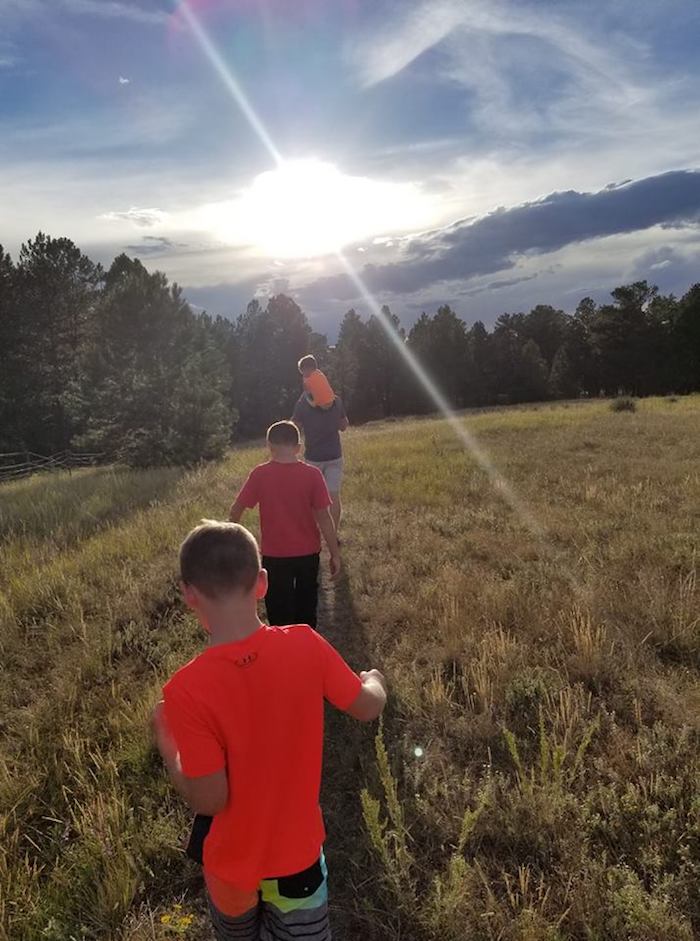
306, 457, 343, 494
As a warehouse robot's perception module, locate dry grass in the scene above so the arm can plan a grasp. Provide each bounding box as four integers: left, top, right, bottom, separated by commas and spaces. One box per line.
1, 397, 698, 940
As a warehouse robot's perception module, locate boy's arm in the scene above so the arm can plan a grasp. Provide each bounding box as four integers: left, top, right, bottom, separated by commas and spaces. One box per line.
337, 397, 349, 432
345, 670, 388, 722
228, 496, 246, 523
314, 631, 387, 722
313, 506, 341, 578
229, 469, 259, 522
152, 702, 228, 815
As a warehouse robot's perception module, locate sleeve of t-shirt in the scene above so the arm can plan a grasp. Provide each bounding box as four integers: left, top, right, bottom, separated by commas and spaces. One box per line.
236, 467, 260, 509
310, 629, 362, 710
310, 467, 332, 510
163, 679, 226, 778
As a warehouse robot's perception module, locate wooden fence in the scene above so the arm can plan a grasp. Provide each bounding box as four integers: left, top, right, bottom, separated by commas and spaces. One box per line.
0, 450, 103, 483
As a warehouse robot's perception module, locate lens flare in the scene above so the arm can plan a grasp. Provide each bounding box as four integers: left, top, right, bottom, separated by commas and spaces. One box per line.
177, 1, 283, 167
337, 253, 545, 536
175, 0, 546, 540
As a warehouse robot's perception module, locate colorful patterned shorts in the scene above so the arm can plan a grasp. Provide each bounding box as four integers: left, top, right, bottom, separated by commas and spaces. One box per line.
206, 853, 331, 941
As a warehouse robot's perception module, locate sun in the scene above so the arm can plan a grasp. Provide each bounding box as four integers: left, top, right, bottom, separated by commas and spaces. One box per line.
200, 158, 437, 259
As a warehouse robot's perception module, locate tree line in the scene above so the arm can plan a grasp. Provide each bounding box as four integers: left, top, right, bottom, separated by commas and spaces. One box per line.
0, 233, 698, 466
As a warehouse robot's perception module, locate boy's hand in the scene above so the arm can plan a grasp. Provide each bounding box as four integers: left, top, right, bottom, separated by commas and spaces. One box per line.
360, 669, 387, 693
329, 552, 341, 579
151, 701, 178, 766
346, 669, 388, 721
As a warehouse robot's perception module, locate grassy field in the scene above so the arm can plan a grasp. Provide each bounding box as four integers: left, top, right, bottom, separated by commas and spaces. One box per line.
1, 397, 698, 941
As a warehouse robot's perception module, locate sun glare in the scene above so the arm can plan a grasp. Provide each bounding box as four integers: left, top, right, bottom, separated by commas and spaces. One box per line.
198, 158, 435, 259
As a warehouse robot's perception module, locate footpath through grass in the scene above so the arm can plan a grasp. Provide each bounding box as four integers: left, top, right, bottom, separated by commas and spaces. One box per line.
1, 397, 698, 941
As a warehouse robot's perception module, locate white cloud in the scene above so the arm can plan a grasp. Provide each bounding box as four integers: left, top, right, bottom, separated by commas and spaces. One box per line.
62, 0, 167, 23
100, 207, 169, 227
350, 0, 463, 88
349, 0, 700, 244
0, 0, 167, 23
3, 92, 198, 154
351, 0, 639, 95
118, 76, 130, 85
350, 0, 648, 142
0, 38, 18, 67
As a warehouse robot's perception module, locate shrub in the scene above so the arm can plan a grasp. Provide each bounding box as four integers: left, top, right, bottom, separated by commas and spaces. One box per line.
610, 396, 637, 412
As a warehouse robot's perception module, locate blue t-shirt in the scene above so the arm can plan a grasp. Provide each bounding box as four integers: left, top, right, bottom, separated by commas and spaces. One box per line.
292, 395, 347, 462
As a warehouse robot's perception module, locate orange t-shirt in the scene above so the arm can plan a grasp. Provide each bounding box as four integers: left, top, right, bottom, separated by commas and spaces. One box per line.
303, 369, 335, 408
163, 624, 362, 890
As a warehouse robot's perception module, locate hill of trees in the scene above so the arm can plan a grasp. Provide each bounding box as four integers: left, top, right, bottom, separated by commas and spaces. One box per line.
1, 233, 698, 465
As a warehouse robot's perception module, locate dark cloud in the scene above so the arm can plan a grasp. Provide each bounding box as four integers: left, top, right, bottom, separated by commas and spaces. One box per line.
125, 236, 185, 255
459, 272, 542, 297
630, 243, 700, 295
183, 278, 263, 319
299, 169, 700, 304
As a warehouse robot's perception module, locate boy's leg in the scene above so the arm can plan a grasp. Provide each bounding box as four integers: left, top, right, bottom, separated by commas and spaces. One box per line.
262, 556, 296, 626
323, 459, 344, 533
305, 460, 343, 533
205, 870, 260, 941
259, 853, 331, 941
207, 899, 259, 941
329, 491, 342, 533
292, 553, 320, 628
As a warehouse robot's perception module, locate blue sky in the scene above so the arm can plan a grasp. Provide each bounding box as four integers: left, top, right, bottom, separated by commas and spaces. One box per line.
1, 0, 699, 337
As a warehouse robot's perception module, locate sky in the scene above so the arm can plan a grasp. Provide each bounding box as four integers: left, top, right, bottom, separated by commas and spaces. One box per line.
1, 0, 700, 338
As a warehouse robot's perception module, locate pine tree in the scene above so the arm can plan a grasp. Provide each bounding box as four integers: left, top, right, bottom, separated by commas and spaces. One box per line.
14, 233, 102, 453
75, 256, 233, 466
548, 345, 580, 399
517, 339, 550, 401
0, 246, 20, 451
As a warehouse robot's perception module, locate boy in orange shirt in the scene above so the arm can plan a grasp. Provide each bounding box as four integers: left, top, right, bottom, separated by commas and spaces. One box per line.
298, 354, 335, 409
152, 521, 387, 941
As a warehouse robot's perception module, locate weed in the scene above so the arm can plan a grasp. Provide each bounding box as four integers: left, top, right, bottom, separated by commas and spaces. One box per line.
2, 397, 699, 940
610, 396, 637, 412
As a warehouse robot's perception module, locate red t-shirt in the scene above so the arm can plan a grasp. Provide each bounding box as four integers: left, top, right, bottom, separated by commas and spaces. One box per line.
236, 460, 331, 557
163, 625, 362, 890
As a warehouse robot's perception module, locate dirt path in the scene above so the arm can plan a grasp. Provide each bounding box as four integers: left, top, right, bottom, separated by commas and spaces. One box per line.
317, 566, 400, 941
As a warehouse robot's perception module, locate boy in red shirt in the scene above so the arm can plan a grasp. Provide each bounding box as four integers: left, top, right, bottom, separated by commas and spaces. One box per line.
228, 420, 339, 629
152, 521, 388, 941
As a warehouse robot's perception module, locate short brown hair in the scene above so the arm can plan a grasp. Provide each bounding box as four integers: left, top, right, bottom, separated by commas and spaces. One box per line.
298, 354, 317, 373
267, 420, 300, 447
180, 520, 260, 598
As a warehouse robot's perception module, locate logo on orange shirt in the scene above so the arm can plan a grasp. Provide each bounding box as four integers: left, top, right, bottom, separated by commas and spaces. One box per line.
235, 652, 258, 668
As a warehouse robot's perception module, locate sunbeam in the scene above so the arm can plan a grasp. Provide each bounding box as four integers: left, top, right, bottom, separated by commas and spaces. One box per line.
336, 252, 545, 537
176, 1, 283, 167
176, 0, 545, 540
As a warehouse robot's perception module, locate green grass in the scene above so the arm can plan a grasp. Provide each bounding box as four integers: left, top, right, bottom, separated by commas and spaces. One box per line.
1, 397, 698, 941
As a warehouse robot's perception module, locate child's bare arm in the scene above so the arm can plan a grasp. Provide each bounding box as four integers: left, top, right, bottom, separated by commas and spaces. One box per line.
228, 497, 246, 523
345, 670, 387, 722
151, 703, 228, 815
313, 506, 341, 577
